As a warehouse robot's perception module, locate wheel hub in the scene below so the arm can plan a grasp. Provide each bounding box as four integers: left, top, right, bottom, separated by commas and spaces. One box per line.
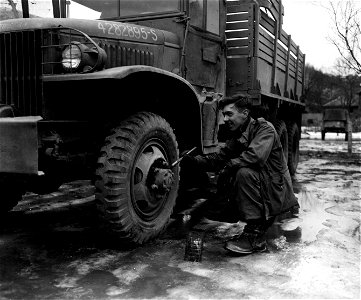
132, 143, 174, 217
148, 162, 174, 199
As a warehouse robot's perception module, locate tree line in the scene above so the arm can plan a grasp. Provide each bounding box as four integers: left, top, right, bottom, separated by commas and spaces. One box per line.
304, 65, 360, 114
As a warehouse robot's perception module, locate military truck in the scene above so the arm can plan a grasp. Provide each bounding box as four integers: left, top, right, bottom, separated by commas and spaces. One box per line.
321, 108, 349, 141
0, 0, 305, 243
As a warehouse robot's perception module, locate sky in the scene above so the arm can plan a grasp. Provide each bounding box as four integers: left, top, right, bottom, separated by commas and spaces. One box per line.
281, 0, 360, 73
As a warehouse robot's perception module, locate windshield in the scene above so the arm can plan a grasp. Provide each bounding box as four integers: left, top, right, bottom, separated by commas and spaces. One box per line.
1, 0, 180, 21
72, 0, 180, 19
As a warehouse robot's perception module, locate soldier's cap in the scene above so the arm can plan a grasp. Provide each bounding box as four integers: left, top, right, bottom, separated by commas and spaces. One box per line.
219, 93, 251, 111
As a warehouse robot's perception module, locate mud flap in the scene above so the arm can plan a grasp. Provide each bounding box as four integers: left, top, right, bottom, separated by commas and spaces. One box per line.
0, 116, 42, 174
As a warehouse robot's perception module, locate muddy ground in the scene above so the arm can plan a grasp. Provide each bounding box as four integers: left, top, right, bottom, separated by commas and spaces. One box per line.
0, 138, 360, 299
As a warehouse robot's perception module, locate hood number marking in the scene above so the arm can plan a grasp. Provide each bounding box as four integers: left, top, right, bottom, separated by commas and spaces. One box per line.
97, 22, 158, 42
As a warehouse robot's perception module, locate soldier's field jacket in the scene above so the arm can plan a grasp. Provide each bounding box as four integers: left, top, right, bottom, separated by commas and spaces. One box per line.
195, 117, 299, 218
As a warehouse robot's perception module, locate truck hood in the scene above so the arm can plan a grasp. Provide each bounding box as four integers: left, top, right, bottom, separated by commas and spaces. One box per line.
0, 18, 179, 47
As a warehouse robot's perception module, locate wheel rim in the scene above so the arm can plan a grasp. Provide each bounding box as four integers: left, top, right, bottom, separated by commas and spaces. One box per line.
130, 138, 172, 222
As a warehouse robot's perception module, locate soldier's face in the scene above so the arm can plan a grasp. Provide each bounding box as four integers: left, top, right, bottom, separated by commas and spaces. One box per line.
222, 104, 249, 131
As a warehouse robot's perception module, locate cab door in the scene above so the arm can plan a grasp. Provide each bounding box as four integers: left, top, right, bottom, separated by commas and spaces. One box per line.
185, 0, 226, 94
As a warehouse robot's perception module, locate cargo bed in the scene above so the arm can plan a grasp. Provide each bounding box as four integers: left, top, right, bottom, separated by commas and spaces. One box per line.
225, 0, 305, 105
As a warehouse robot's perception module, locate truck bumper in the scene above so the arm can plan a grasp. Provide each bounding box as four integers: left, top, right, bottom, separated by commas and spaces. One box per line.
0, 116, 42, 174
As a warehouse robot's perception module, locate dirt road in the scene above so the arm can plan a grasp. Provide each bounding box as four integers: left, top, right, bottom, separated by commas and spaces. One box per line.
0, 138, 360, 299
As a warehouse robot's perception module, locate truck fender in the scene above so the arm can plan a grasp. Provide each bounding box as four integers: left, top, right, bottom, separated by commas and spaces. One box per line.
44, 65, 195, 83
44, 66, 203, 151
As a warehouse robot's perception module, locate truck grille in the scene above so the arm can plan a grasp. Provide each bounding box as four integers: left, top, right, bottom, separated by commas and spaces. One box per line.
0, 30, 43, 116
0, 27, 155, 117
101, 43, 154, 68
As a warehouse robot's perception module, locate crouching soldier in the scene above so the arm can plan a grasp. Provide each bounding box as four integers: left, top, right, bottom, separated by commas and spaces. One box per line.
183, 94, 299, 255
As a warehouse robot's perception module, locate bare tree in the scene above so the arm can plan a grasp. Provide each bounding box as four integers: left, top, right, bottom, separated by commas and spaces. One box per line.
7, 0, 20, 18
329, 0, 361, 75
328, 1, 361, 154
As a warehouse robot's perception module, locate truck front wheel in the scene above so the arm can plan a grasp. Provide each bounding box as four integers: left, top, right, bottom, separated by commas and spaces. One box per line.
95, 112, 179, 244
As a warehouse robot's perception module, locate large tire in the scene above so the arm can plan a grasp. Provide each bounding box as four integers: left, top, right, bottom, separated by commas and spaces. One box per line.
274, 120, 289, 162
0, 178, 23, 214
95, 112, 179, 244
287, 123, 300, 176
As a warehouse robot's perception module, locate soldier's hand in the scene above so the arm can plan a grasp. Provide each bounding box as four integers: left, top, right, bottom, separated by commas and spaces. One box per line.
218, 161, 234, 178
217, 162, 234, 190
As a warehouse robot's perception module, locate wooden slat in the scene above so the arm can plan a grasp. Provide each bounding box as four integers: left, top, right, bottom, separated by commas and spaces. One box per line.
268, 5, 279, 22
227, 38, 248, 48
226, 30, 248, 39
227, 5, 249, 14
277, 56, 287, 68
276, 61, 286, 72
277, 55, 287, 67
289, 56, 296, 67
259, 50, 273, 64
277, 52, 287, 64
226, 21, 248, 30
259, 35, 274, 53
227, 13, 249, 22
276, 50, 286, 63
279, 29, 288, 45
290, 39, 298, 54
269, 3, 282, 27
227, 47, 249, 56
260, 11, 275, 34
289, 64, 296, 75
259, 42, 274, 57
259, 27, 274, 44
298, 51, 304, 62
226, 0, 246, 7
277, 44, 287, 59
298, 67, 303, 75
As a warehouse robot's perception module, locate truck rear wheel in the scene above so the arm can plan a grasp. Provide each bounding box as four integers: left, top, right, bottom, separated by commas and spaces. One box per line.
274, 120, 289, 162
95, 112, 179, 244
287, 123, 300, 176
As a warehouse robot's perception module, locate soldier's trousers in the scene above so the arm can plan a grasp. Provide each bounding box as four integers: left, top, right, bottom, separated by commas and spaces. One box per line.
231, 167, 265, 222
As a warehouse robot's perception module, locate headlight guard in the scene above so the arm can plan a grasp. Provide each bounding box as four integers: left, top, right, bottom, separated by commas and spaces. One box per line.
42, 27, 107, 74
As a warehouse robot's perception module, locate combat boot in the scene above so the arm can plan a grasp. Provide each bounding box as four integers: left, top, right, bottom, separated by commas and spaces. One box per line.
224, 223, 267, 255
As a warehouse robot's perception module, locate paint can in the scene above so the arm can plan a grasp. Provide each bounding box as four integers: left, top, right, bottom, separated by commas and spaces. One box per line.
184, 230, 204, 262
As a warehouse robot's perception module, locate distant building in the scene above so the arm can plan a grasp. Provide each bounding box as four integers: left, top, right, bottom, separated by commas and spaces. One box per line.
302, 113, 323, 127
323, 91, 361, 131
323, 95, 359, 111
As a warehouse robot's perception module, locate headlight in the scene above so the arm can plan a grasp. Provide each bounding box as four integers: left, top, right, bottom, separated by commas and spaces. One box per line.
62, 44, 82, 69
61, 41, 107, 73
